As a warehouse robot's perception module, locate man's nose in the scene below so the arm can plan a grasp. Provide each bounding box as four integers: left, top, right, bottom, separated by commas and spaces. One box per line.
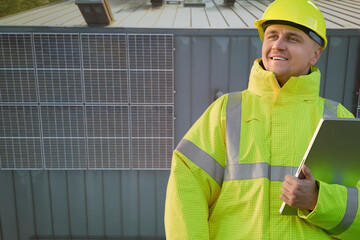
272, 37, 286, 50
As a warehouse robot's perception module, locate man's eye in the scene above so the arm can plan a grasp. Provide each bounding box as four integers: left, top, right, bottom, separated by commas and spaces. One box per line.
289, 37, 298, 42
267, 35, 277, 39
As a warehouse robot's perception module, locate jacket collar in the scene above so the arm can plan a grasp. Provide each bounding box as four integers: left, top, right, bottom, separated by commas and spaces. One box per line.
248, 58, 321, 103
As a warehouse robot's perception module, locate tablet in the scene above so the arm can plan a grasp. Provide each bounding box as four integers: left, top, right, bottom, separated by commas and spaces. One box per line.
280, 117, 360, 215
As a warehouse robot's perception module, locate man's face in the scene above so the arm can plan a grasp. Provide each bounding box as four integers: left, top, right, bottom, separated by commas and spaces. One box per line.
262, 24, 322, 86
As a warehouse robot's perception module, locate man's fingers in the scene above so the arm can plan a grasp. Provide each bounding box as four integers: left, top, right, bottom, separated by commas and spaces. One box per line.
281, 189, 299, 207
280, 193, 289, 203
282, 180, 297, 206
282, 180, 293, 192
302, 164, 315, 181
284, 175, 298, 184
281, 186, 288, 195
282, 183, 300, 197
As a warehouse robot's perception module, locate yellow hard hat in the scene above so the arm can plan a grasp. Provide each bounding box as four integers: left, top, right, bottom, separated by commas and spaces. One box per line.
254, 0, 327, 50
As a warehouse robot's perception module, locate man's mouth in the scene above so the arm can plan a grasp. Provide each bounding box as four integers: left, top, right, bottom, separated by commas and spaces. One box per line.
270, 57, 287, 61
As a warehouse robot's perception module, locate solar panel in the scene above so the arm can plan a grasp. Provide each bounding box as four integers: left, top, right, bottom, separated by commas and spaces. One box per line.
0, 138, 42, 169
128, 34, 174, 169
0, 33, 42, 169
86, 105, 130, 169
81, 34, 127, 70
0, 69, 37, 103
132, 138, 173, 169
84, 70, 128, 103
37, 69, 83, 103
0, 106, 42, 169
130, 70, 173, 104
131, 105, 173, 169
0, 33, 34, 69
128, 34, 173, 71
0, 32, 174, 170
34, 33, 81, 69
43, 138, 87, 170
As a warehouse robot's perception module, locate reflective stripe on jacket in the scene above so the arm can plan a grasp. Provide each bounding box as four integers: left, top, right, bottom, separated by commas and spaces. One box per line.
165, 59, 359, 239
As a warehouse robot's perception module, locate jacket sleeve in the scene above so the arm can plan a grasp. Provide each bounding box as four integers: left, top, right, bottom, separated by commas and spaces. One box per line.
164, 95, 228, 239
298, 103, 360, 239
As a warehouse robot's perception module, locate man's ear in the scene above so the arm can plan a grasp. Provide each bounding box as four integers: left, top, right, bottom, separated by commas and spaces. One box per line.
310, 45, 322, 65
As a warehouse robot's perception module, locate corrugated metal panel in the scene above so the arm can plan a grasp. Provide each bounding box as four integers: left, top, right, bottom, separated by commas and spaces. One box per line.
1, 0, 360, 28
0, 171, 19, 240
0, 170, 169, 239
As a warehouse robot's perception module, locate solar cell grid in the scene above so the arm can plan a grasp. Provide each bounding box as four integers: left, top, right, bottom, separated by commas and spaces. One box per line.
130, 70, 173, 104
34, 33, 81, 69
41, 106, 84, 138
88, 139, 130, 169
130, 105, 173, 169
38, 69, 83, 103
44, 138, 87, 169
81, 34, 127, 69
84, 70, 128, 103
131, 105, 173, 138
86, 106, 129, 138
131, 138, 173, 169
0, 33, 34, 68
128, 34, 173, 70
0, 106, 40, 138
0, 139, 42, 169
0, 69, 37, 103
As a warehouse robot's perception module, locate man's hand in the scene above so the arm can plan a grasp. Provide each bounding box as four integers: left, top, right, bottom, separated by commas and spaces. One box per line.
281, 165, 319, 210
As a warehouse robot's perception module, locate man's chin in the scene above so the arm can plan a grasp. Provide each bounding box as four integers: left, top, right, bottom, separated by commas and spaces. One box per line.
270, 69, 288, 78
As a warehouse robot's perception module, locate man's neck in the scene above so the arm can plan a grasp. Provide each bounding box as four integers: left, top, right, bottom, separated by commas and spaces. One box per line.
259, 60, 312, 87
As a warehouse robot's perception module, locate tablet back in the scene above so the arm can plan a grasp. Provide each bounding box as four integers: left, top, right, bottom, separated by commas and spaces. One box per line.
280, 118, 360, 215
298, 118, 360, 186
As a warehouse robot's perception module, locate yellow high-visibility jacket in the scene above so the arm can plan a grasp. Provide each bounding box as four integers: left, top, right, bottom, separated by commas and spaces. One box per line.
165, 59, 360, 239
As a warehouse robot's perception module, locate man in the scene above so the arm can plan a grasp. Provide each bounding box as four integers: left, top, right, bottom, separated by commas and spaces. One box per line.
164, 0, 359, 239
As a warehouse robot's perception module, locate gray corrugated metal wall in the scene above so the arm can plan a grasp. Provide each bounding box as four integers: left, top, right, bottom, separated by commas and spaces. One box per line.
0, 170, 170, 239
0, 28, 359, 240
